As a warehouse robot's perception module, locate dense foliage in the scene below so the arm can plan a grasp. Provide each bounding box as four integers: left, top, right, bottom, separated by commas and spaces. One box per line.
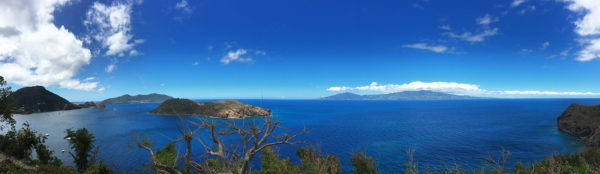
65, 128, 97, 172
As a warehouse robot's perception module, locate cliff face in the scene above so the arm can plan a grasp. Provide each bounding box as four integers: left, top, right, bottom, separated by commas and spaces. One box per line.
9, 86, 80, 114
150, 99, 271, 118
557, 104, 600, 146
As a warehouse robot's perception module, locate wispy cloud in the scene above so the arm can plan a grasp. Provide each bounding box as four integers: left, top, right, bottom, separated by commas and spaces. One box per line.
476, 14, 499, 26
446, 28, 498, 42
402, 43, 449, 53
175, 0, 192, 14
439, 25, 451, 31
105, 64, 116, 72
511, 0, 527, 7
540, 41, 550, 50
327, 81, 600, 97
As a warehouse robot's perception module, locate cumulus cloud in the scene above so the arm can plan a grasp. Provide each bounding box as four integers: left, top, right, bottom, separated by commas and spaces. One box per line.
446, 28, 498, 42
565, 0, 600, 61
327, 81, 600, 97
220, 49, 253, 64
0, 0, 100, 91
84, 1, 141, 57
402, 43, 448, 53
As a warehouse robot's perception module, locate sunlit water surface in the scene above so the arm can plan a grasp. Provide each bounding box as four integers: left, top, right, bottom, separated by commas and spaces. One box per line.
13, 99, 600, 173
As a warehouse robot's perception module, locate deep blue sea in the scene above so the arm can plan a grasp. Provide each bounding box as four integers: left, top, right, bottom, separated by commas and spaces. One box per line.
12, 99, 600, 173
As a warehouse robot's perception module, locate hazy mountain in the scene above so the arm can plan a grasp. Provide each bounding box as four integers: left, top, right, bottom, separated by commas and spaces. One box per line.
321, 90, 479, 100
101, 93, 173, 104
9, 86, 80, 114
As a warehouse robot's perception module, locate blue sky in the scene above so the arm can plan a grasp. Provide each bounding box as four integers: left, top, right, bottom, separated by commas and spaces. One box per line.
1, 0, 600, 101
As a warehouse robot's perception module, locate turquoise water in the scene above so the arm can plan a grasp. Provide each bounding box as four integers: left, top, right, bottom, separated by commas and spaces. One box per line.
12, 99, 600, 173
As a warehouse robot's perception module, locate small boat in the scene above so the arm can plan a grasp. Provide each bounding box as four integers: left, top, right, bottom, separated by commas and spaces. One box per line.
45, 133, 49, 136
61, 149, 65, 153
66, 137, 71, 140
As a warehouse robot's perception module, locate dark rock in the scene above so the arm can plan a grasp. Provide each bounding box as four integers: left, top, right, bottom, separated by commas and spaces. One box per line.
150, 99, 271, 118
557, 103, 600, 146
9, 86, 80, 114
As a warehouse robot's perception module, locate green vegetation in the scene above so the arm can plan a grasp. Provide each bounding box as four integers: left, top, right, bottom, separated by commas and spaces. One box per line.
0, 76, 112, 174
557, 103, 600, 146
350, 151, 377, 174
149, 99, 271, 118
65, 128, 97, 172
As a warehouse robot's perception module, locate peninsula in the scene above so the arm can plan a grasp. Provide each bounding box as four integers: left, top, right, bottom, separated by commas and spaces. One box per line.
150, 99, 271, 118
557, 103, 600, 146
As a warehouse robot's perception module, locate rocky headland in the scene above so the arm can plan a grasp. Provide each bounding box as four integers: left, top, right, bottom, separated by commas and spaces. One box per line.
150, 99, 271, 118
557, 103, 600, 146
9, 86, 81, 114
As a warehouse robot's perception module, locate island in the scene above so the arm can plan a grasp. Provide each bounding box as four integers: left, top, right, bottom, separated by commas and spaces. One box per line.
150, 99, 271, 118
9, 86, 81, 114
100, 93, 173, 104
321, 90, 479, 100
557, 103, 600, 146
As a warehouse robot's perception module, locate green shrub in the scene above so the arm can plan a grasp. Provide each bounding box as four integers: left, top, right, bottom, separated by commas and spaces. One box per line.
350, 151, 377, 174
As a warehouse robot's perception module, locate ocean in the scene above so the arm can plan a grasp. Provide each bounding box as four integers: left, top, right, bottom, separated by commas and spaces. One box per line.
12, 99, 600, 173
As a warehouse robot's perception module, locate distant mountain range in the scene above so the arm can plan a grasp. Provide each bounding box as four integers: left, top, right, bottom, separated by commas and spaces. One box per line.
101, 93, 173, 104
320, 90, 479, 100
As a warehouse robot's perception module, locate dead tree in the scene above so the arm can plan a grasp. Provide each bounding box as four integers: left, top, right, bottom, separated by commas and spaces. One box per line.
135, 118, 307, 174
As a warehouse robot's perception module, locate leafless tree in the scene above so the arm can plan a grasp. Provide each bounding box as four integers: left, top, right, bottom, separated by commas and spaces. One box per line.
135, 118, 307, 174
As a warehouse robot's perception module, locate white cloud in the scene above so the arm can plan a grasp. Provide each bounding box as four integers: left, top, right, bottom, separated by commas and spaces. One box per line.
175, 0, 192, 13
328, 81, 484, 95
512, 0, 527, 7
220, 49, 253, 64
0, 0, 99, 91
476, 14, 499, 26
192, 61, 199, 66
540, 41, 550, 50
565, 0, 600, 61
446, 28, 498, 42
84, 77, 95, 81
105, 64, 116, 72
327, 81, 600, 97
402, 43, 448, 53
84, 1, 140, 57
